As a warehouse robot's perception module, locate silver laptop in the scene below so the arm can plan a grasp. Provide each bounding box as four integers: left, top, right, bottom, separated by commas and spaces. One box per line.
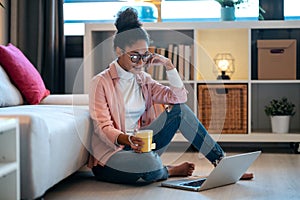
161, 151, 261, 192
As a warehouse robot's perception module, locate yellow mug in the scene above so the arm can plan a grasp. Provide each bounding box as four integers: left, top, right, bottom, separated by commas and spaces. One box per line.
135, 130, 156, 153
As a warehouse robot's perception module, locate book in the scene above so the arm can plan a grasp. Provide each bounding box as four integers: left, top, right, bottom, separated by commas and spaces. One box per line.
156, 47, 166, 80
184, 45, 191, 80
190, 44, 194, 80
178, 44, 185, 79
167, 43, 173, 61
172, 45, 178, 70
147, 46, 156, 77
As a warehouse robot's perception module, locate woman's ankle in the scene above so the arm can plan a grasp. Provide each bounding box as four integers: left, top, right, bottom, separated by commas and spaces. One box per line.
212, 154, 225, 167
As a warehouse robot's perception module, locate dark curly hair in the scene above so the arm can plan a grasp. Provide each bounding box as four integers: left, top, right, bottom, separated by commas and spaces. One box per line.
113, 7, 150, 50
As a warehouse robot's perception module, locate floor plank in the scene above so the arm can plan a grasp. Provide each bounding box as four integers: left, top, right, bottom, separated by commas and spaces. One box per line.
43, 148, 300, 200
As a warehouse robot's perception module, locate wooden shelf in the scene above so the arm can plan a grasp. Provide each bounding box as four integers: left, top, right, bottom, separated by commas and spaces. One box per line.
84, 21, 300, 148
174, 132, 300, 143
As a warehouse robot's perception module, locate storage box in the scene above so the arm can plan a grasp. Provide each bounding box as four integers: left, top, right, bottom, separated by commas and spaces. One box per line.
257, 39, 297, 80
198, 84, 247, 134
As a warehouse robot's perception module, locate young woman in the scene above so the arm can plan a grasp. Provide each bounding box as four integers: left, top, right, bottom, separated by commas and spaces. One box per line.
88, 8, 251, 184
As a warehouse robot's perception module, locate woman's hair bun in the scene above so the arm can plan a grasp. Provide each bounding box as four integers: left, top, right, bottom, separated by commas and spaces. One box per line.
115, 7, 142, 33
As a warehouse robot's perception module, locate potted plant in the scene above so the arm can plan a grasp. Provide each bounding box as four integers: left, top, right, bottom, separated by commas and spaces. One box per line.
264, 97, 296, 133
214, 0, 246, 8
214, 0, 247, 21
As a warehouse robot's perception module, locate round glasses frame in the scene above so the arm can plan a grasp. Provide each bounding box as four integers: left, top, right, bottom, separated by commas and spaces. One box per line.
124, 51, 152, 64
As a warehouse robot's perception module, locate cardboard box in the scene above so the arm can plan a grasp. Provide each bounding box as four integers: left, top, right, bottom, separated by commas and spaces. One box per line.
257, 39, 297, 80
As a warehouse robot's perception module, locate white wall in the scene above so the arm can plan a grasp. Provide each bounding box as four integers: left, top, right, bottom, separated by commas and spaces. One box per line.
65, 58, 84, 94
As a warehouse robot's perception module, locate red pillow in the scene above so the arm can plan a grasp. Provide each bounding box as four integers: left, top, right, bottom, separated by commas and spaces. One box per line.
0, 43, 50, 104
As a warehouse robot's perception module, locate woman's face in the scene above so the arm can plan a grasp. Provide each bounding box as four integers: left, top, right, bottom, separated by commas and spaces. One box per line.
117, 40, 151, 74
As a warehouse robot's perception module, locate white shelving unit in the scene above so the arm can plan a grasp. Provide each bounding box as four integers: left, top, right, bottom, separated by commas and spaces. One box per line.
84, 21, 300, 152
0, 118, 20, 200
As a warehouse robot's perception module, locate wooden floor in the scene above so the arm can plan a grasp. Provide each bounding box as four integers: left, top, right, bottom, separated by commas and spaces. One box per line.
43, 143, 300, 200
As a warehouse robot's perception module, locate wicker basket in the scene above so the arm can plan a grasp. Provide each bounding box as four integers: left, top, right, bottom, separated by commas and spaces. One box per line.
198, 84, 248, 134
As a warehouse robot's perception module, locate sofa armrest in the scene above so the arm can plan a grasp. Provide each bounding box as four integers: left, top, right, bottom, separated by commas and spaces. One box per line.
39, 94, 89, 105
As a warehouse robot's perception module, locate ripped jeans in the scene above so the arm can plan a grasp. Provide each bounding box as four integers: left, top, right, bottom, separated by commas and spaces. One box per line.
92, 104, 225, 184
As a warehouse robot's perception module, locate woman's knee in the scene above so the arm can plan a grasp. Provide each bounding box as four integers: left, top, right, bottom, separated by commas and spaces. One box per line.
167, 103, 181, 113
169, 103, 192, 115
139, 152, 164, 171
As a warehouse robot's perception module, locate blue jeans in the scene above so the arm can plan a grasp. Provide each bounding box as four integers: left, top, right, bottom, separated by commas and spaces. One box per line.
92, 104, 225, 184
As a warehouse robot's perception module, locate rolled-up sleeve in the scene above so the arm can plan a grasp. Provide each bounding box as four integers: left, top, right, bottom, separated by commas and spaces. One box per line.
166, 68, 184, 88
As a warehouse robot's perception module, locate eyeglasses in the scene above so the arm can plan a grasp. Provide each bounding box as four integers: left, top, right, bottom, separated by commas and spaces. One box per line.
124, 51, 152, 64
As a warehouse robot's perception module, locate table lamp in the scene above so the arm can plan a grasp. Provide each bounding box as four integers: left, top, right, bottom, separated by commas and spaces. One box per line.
213, 53, 235, 80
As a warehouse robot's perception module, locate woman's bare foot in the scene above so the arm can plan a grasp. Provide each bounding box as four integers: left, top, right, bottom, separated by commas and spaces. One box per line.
214, 158, 254, 180
167, 162, 195, 177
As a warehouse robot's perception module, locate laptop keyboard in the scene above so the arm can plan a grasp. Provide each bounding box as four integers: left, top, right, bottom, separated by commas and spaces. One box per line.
182, 178, 206, 187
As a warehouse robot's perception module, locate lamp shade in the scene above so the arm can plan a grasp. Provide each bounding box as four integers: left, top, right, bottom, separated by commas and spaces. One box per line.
213, 53, 235, 80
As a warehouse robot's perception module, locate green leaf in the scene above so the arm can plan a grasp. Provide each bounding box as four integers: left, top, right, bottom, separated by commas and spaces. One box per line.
264, 97, 296, 116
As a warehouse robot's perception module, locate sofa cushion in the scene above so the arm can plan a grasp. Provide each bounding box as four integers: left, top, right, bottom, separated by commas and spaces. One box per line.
0, 43, 50, 105
0, 65, 23, 107
40, 94, 89, 105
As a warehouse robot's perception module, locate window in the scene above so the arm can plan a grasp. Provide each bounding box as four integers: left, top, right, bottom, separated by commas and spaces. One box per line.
161, 0, 259, 22
64, 0, 158, 35
64, 0, 300, 36
284, 0, 300, 20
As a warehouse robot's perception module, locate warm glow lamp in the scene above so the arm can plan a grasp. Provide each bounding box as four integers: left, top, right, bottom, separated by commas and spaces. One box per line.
213, 53, 235, 80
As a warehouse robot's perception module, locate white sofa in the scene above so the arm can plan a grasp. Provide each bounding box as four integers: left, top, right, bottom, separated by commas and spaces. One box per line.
0, 66, 92, 199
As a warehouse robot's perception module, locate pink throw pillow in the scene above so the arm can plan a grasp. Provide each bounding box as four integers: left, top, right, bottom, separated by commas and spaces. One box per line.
0, 43, 50, 104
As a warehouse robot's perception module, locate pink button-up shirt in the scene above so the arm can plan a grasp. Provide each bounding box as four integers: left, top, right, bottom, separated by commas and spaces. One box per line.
88, 62, 187, 168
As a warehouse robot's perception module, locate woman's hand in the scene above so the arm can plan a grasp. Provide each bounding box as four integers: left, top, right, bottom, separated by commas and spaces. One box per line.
128, 135, 144, 153
117, 134, 144, 153
147, 53, 175, 71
